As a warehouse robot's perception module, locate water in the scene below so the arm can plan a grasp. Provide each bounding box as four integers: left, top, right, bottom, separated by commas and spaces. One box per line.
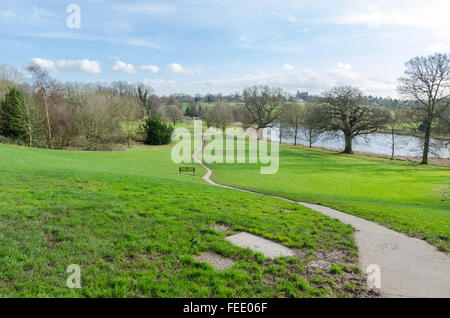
269, 127, 450, 159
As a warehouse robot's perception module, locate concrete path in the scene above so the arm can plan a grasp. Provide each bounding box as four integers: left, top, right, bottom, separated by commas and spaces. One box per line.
192, 147, 450, 298
226, 232, 295, 259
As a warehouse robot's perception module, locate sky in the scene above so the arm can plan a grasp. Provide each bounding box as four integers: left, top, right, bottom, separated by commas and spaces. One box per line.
1, 0, 450, 97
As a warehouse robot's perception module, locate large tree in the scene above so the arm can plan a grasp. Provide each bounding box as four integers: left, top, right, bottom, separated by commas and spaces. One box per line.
205, 101, 232, 133
27, 64, 53, 148
165, 104, 184, 126
243, 86, 287, 139
323, 86, 389, 154
137, 84, 154, 118
0, 87, 26, 139
398, 53, 450, 164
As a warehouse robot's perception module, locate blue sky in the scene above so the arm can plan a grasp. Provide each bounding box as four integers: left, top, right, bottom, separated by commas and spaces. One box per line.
1, 0, 449, 97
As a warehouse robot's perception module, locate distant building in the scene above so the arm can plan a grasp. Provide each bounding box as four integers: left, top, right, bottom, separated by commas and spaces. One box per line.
296, 91, 309, 102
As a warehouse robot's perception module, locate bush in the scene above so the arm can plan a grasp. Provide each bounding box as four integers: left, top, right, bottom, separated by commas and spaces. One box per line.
142, 117, 174, 145
131, 125, 146, 143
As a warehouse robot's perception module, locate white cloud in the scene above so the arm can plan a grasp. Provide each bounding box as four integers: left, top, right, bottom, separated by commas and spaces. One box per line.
166, 63, 199, 74
336, 62, 351, 71
138, 64, 396, 97
143, 78, 177, 89
123, 39, 161, 49
282, 63, 295, 71
30, 58, 57, 72
287, 14, 297, 23
166, 63, 187, 74
139, 65, 159, 73
239, 35, 249, 42
111, 61, 160, 74
111, 60, 136, 74
30, 58, 102, 74
190, 63, 396, 97
333, 1, 450, 52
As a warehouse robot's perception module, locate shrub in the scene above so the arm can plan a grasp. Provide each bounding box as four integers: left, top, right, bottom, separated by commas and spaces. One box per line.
131, 125, 146, 143
142, 117, 174, 145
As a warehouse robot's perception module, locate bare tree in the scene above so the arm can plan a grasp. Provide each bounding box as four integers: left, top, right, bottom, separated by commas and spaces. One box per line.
277, 103, 291, 143
323, 86, 389, 154
282, 103, 303, 146
118, 96, 141, 148
21, 90, 42, 147
0, 65, 25, 102
27, 64, 53, 148
75, 92, 123, 150
299, 103, 327, 148
165, 104, 183, 126
436, 107, 450, 138
243, 86, 287, 139
386, 108, 410, 159
0, 64, 25, 84
398, 53, 450, 164
137, 83, 154, 118
206, 101, 233, 132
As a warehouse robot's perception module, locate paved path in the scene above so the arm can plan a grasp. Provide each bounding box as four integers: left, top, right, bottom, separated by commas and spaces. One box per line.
193, 147, 450, 298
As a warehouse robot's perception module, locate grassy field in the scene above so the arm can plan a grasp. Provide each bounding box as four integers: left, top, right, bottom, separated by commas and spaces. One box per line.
0, 142, 370, 297
209, 143, 450, 252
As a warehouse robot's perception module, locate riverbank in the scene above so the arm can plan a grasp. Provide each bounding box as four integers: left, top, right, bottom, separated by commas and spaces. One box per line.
377, 128, 450, 142
272, 128, 449, 160
281, 142, 450, 166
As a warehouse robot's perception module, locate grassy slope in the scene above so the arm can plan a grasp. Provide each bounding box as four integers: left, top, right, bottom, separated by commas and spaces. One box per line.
209, 144, 450, 251
0, 143, 366, 297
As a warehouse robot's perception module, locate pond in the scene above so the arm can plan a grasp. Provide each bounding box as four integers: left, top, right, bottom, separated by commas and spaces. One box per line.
269, 127, 450, 159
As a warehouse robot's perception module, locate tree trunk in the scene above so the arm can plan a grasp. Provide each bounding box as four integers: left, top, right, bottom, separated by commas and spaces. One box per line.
279, 124, 283, 143
422, 119, 432, 164
257, 127, 264, 140
343, 132, 353, 154
309, 129, 312, 148
391, 131, 395, 160
28, 123, 33, 148
43, 94, 51, 148
25, 106, 33, 148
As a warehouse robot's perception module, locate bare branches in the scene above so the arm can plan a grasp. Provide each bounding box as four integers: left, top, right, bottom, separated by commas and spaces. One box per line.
243, 86, 287, 132
165, 104, 184, 126
26, 64, 54, 148
322, 86, 389, 154
204, 101, 233, 132
397, 53, 450, 164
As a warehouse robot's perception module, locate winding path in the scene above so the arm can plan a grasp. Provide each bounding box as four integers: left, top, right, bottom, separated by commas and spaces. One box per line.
192, 147, 450, 298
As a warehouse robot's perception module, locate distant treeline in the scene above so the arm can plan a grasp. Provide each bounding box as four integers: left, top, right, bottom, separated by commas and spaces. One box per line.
1, 53, 449, 164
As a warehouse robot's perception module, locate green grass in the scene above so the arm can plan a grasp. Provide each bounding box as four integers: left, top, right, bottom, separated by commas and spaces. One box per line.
209, 143, 450, 251
0, 143, 366, 297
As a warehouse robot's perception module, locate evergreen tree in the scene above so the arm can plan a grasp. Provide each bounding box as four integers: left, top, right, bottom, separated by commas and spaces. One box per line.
0, 87, 26, 139
142, 117, 174, 145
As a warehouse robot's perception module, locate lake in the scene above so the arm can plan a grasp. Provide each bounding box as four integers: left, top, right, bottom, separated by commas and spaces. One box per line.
269, 127, 450, 159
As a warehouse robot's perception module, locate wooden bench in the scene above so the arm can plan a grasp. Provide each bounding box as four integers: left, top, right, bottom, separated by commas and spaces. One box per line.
179, 166, 195, 176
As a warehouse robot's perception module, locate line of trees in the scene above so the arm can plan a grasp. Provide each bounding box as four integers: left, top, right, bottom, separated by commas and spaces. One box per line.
1, 53, 449, 162
0, 64, 190, 149
198, 53, 449, 164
